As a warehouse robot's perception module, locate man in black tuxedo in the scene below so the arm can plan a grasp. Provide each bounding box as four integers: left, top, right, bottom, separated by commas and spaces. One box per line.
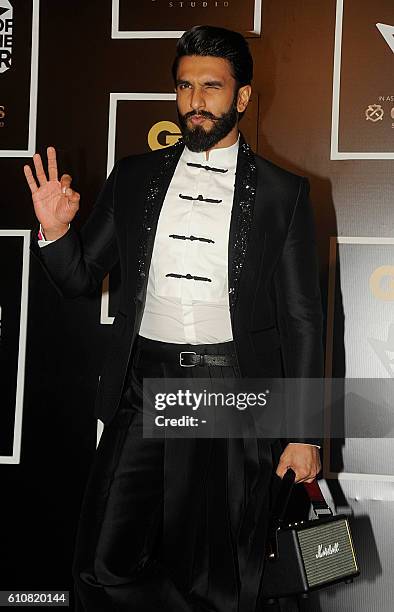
25, 26, 323, 612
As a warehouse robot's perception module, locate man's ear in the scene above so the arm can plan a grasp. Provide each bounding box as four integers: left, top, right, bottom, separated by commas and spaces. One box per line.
237, 85, 252, 113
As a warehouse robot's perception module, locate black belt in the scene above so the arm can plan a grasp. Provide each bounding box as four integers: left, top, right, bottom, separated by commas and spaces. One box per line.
133, 335, 237, 368
179, 351, 236, 367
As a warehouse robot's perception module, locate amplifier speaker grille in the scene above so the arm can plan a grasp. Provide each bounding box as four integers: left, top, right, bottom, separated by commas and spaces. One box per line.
297, 518, 358, 588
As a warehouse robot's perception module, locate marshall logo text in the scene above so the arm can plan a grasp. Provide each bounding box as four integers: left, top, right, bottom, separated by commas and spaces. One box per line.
315, 542, 340, 559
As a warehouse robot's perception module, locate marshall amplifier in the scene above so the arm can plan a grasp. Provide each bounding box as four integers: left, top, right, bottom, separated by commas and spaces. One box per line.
261, 470, 359, 599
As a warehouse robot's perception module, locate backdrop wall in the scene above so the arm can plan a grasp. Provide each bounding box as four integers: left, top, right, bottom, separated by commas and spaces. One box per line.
1, 1, 393, 610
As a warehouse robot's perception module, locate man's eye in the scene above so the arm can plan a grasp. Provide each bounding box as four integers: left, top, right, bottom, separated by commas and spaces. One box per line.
178, 84, 190, 90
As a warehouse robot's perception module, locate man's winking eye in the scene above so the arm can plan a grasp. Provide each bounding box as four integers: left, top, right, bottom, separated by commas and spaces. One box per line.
176, 80, 224, 90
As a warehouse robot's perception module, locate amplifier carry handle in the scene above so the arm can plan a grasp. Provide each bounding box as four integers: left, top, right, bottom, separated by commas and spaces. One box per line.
271, 467, 296, 526
271, 469, 333, 524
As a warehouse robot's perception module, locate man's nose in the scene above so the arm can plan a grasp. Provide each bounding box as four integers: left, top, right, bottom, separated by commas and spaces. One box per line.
190, 87, 205, 112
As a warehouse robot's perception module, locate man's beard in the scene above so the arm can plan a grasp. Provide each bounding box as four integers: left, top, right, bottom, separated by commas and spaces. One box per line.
177, 93, 239, 153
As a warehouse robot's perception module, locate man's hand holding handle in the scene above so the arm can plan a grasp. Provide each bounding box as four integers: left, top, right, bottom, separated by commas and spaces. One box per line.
276, 443, 321, 484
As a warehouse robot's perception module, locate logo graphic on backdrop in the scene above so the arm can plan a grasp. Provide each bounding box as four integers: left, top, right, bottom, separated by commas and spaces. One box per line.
0, 0, 13, 74
376, 22, 394, 52
325, 237, 394, 481
0, 0, 39, 157
365, 104, 384, 122
369, 265, 394, 301
148, 120, 182, 150
0, 231, 30, 465
101, 91, 259, 323
111, 0, 262, 38
331, 0, 394, 159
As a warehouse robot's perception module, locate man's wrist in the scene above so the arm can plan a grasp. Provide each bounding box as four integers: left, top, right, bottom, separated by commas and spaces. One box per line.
40, 224, 69, 241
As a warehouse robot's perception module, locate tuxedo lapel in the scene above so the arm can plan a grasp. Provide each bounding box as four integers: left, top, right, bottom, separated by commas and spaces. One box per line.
228, 134, 258, 311
135, 140, 184, 299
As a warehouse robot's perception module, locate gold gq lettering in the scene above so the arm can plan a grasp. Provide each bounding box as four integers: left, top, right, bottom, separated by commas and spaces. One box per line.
148, 121, 182, 151
369, 266, 394, 301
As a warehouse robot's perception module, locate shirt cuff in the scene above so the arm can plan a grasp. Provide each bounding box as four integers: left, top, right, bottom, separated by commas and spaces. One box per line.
287, 442, 321, 449
38, 223, 70, 247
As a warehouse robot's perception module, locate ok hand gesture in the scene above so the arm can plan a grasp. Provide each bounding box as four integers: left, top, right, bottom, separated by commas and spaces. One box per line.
24, 146, 80, 241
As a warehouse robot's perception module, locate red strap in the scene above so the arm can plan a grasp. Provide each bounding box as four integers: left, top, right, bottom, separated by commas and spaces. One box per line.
303, 480, 326, 503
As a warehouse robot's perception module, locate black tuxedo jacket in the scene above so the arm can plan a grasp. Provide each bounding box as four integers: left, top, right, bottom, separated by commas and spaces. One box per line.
32, 135, 323, 434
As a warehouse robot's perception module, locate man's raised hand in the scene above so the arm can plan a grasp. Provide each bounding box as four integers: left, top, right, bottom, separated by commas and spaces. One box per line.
24, 146, 80, 241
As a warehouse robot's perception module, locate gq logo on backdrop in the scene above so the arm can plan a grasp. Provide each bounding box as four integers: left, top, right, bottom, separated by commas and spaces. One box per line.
148, 120, 181, 150
369, 265, 394, 300
0, 0, 13, 73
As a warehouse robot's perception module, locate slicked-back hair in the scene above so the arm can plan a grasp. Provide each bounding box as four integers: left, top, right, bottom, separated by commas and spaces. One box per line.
172, 25, 253, 88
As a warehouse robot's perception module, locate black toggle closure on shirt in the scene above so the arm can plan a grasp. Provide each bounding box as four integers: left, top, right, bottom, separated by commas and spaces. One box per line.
166, 273, 212, 282
186, 162, 228, 174
169, 234, 215, 244
179, 193, 222, 204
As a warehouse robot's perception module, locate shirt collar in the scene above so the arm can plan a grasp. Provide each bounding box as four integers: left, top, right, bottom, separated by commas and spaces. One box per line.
182, 134, 240, 171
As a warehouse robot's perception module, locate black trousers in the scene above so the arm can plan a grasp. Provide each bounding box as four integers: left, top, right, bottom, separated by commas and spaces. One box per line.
72, 335, 279, 612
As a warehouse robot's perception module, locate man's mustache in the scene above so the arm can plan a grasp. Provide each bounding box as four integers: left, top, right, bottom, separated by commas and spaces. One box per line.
182, 110, 220, 122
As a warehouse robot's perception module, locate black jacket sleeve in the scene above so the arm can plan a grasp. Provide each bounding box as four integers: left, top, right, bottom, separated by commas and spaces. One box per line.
273, 178, 324, 445
30, 161, 120, 298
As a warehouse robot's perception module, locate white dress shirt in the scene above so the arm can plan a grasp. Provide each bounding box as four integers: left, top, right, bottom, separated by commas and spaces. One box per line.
139, 137, 239, 344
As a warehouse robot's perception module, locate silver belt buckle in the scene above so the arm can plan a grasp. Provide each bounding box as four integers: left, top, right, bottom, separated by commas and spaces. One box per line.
179, 351, 197, 367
